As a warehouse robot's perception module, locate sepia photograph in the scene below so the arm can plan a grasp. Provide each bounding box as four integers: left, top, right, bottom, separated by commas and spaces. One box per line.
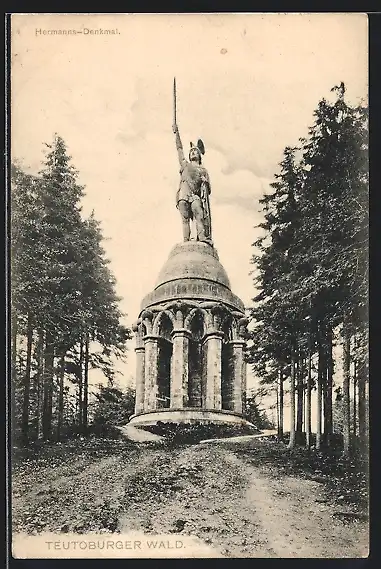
9, 13, 369, 559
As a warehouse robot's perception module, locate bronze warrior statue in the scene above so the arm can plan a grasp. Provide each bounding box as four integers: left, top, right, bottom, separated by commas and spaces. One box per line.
172, 79, 213, 246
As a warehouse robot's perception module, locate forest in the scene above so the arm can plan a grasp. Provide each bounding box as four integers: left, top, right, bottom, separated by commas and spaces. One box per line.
248, 83, 368, 457
11, 136, 132, 445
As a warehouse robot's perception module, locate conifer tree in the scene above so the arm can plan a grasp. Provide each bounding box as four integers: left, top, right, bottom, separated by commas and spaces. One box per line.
11, 135, 131, 443
249, 84, 368, 455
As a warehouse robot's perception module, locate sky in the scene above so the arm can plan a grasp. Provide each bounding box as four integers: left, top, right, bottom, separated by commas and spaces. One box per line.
11, 13, 368, 418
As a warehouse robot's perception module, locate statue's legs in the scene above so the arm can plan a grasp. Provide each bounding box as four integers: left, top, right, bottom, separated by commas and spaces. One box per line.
177, 200, 191, 241
191, 198, 211, 244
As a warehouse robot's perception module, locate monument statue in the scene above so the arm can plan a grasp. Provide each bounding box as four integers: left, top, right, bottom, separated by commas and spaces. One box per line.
129, 78, 250, 429
172, 78, 213, 246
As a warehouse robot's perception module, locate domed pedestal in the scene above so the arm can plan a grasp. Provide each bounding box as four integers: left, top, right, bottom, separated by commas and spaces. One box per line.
140, 241, 244, 313
131, 241, 250, 427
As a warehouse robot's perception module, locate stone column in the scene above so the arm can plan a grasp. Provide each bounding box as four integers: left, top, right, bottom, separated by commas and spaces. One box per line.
134, 346, 145, 414
143, 335, 159, 411
204, 331, 224, 410
170, 329, 191, 408
230, 340, 246, 414
241, 348, 248, 414
133, 322, 145, 415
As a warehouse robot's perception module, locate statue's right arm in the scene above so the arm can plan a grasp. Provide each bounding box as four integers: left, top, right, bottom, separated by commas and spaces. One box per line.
173, 124, 185, 166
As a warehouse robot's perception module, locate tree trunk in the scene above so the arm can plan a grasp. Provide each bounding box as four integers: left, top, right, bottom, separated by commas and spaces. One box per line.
75, 396, 79, 427
306, 348, 312, 449
303, 376, 306, 436
342, 324, 351, 457
316, 338, 324, 451
78, 338, 84, 427
279, 369, 284, 442
56, 354, 65, 440
324, 328, 333, 447
11, 310, 18, 382
36, 330, 45, 440
353, 357, 357, 438
42, 331, 55, 440
83, 332, 90, 433
288, 355, 296, 449
11, 309, 18, 438
357, 359, 367, 449
276, 375, 279, 437
296, 356, 304, 443
21, 315, 33, 445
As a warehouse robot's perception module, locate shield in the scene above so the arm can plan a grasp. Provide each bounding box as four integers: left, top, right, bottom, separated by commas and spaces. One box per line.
201, 182, 212, 240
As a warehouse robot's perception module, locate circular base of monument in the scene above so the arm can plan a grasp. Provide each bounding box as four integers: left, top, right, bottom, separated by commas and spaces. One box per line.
128, 408, 254, 428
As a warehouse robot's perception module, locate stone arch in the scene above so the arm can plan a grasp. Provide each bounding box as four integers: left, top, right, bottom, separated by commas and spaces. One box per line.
185, 309, 207, 409
190, 312, 206, 341
135, 323, 145, 348
231, 319, 239, 340
155, 311, 174, 410
152, 309, 176, 336
184, 307, 206, 332
221, 313, 233, 341
221, 313, 235, 411
141, 310, 153, 335
235, 316, 249, 339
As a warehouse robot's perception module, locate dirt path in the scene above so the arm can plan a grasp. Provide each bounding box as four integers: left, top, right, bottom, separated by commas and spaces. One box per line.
117, 442, 368, 558
12, 438, 368, 558
224, 452, 368, 558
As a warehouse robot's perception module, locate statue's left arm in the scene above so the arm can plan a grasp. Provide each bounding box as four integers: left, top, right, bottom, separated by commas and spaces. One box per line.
173, 124, 186, 167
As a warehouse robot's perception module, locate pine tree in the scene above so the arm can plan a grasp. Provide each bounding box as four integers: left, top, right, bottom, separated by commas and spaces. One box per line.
36, 135, 85, 439
249, 84, 368, 455
250, 146, 306, 447
11, 135, 131, 443
299, 84, 368, 451
11, 163, 43, 443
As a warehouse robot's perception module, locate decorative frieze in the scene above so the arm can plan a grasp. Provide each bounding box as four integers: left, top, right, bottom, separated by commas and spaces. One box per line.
140, 278, 245, 313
